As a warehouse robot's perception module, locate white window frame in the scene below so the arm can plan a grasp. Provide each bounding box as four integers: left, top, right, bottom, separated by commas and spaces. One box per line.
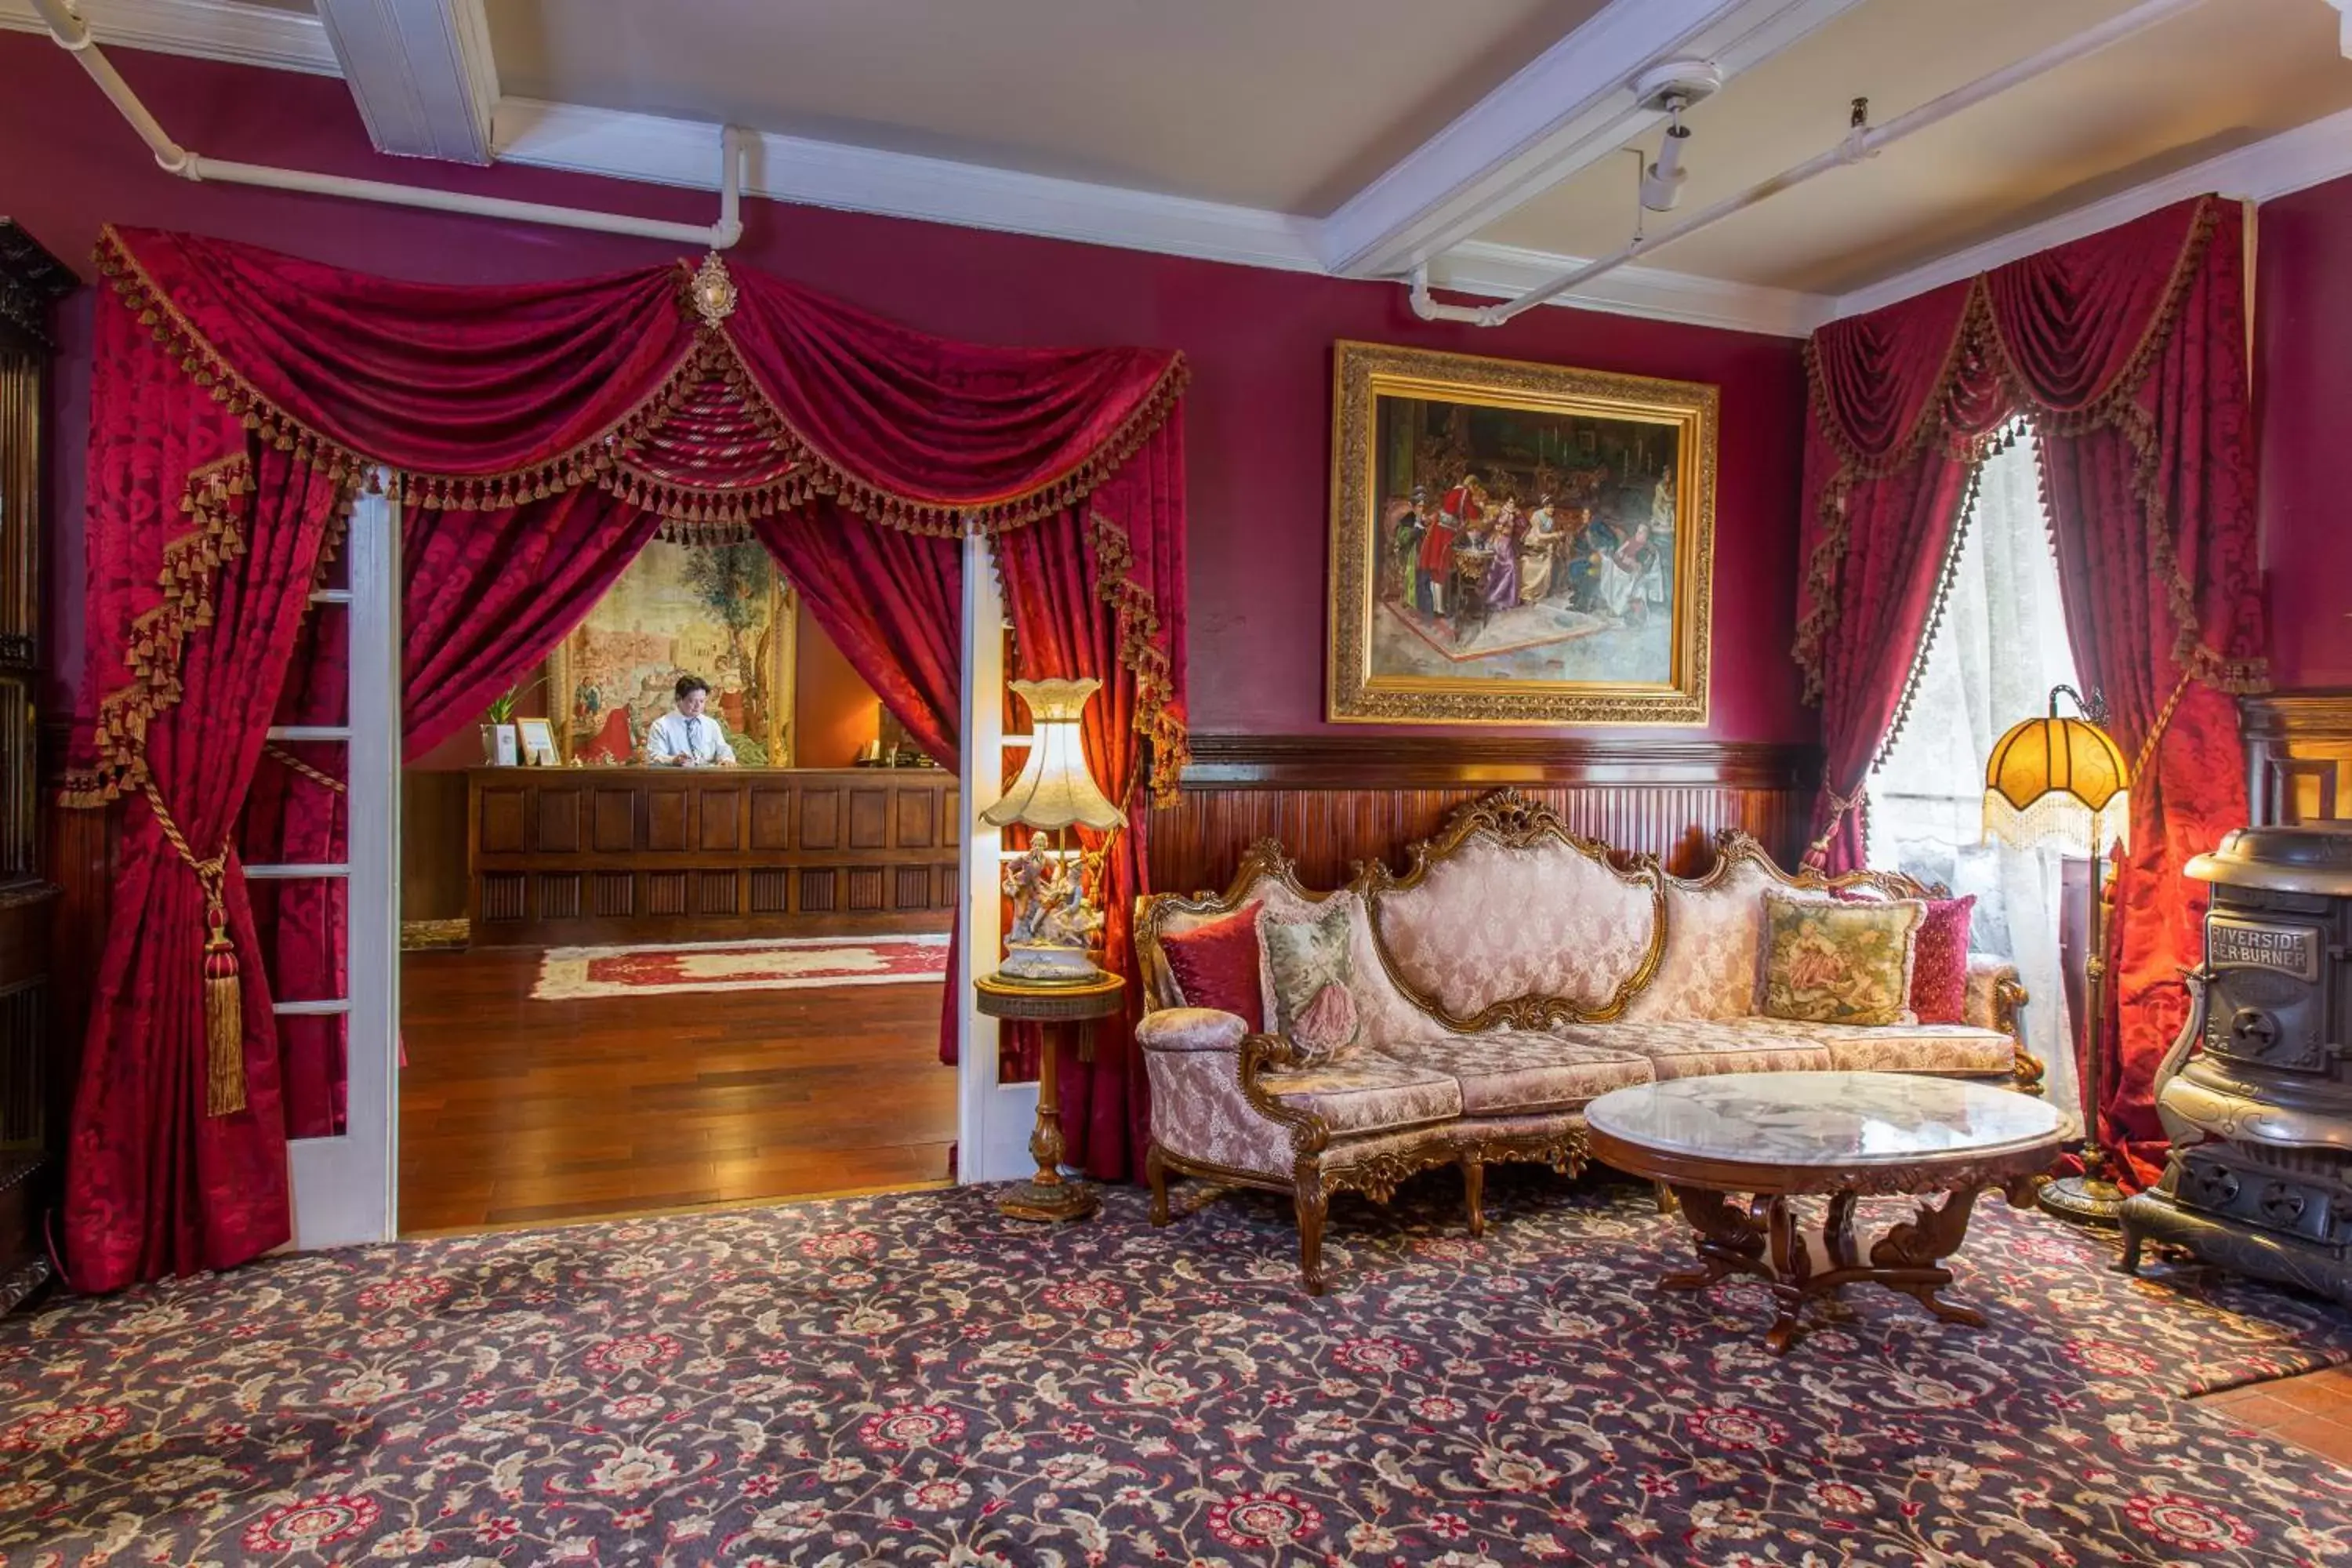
266, 471, 401, 1248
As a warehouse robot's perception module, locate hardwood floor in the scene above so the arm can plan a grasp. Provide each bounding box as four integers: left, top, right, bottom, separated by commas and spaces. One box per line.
397, 946, 956, 1234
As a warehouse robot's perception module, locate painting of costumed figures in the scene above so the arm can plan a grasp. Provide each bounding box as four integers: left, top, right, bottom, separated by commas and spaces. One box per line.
1328, 341, 1715, 727
546, 539, 796, 765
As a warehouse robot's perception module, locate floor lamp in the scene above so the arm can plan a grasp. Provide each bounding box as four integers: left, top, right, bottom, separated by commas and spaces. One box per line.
1983, 684, 2132, 1225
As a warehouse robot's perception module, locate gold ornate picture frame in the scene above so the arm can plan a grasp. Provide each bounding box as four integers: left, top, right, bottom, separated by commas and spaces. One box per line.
1327, 340, 1716, 726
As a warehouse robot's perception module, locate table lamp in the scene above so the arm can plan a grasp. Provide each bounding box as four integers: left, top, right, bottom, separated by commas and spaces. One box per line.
1983, 683, 2132, 1225
981, 677, 1126, 985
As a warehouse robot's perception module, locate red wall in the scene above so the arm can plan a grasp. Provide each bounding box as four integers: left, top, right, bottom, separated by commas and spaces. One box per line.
2256, 175, 2352, 690
9, 33, 1816, 745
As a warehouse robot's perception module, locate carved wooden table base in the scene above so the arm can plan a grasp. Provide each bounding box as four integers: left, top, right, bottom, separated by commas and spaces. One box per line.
1662, 1179, 2042, 1355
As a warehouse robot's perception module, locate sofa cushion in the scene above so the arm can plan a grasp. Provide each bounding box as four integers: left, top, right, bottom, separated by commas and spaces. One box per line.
1803, 1023, 2017, 1076
1158, 902, 1266, 1030
1381, 1030, 1654, 1115
1261, 1053, 1464, 1136
1156, 881, 1428, 1048
1839, 889, 1975, 1024
1551, 1020, 1834, 1080
1626, 861, 1833, 1022
1260, 903, 1364, 1064
1759, 891, 1924, 1026
1374, 834, 1657, 1020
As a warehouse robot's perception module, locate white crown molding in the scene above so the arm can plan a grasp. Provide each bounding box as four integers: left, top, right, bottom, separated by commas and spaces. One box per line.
1321, 0, 1868, 280
1441, 238, 1832, 337
493, 98, 1331, 275
0, 0, 336, 74
316, 0, 499, 165
1833, 104, 2352, 320
492, 98, 1829, 336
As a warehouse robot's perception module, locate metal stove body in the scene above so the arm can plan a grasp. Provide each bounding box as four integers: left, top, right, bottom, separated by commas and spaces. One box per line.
2121, 826, 2352, 1301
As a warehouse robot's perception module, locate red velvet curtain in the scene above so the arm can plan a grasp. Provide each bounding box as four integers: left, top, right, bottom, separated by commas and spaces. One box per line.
67, 227, 1190, 1287
1796, 196, 2267, 1185
64, 278, 348, 1290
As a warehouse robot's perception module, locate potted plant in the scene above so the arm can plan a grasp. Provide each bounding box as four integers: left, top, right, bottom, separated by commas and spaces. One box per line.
481, 687, 521, 765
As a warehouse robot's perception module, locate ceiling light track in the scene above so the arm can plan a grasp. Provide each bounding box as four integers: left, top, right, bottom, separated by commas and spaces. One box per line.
1408, 0, 2214, 328
29, 0, 746, 249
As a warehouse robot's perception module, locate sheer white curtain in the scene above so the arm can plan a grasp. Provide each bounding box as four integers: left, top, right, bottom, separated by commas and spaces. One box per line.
1866, 429, 2083, 1124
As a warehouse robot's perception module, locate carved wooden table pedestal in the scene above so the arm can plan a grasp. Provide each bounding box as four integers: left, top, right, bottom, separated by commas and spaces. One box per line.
975, 971, 1127, 1223
1588, 1072, 2066, 1355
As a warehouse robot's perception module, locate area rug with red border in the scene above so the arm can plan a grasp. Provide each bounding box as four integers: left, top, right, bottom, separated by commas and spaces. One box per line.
531, 935, 950, 1000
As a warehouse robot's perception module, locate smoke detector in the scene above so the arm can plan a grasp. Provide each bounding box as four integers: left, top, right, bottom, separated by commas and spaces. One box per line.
1632, 60, 1723, 114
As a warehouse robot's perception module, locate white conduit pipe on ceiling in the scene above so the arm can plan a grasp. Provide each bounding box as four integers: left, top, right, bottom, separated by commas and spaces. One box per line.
1410, 0, 2214, 326
31, 0, 747, 249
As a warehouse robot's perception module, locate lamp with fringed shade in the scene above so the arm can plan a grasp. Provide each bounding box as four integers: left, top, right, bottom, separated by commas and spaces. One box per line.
1982, 684, 2132, 1226
981, 677, 1127, 985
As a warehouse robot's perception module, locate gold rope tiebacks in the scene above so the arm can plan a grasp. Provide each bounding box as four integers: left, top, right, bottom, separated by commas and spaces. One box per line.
1802, 783, 1868, 870
141, 778, 246, 1116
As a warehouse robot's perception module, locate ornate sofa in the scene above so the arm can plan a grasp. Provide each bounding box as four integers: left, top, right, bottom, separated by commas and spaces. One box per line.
1135, 790, 2036, 1294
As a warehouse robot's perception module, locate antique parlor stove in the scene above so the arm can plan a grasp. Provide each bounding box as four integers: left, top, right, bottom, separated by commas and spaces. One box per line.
2122, 827, 2352, 1301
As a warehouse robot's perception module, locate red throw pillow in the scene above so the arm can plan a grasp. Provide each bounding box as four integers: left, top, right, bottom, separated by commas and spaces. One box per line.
1159, 903, 1265, 1031
1908, 894, 1976, 1024
1839, 887, 1974, 1023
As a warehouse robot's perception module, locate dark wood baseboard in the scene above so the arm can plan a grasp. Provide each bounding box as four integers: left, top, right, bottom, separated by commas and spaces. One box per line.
1152, 732, 1823, 895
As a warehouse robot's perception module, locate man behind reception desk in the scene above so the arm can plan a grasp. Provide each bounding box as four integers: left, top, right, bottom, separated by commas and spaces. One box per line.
644, 675, 739, 768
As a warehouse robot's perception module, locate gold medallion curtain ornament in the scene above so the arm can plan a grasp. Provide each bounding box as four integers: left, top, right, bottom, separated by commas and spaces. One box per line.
1794, 194, 2267, 1189
67, 227, 1192, 1289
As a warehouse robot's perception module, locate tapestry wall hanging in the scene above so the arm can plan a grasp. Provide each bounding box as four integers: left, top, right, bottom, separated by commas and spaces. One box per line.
545, 538, 797, 765
1327, 340, 1716, 726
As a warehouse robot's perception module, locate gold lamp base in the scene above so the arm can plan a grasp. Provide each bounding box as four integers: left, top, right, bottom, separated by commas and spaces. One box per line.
2038, 1172, 2126, 1227
996, 1174, 1102, 1224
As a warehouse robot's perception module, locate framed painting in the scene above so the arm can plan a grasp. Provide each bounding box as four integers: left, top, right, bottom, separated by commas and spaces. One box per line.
1327, 340, 1717, 726
545, 538, 797, 766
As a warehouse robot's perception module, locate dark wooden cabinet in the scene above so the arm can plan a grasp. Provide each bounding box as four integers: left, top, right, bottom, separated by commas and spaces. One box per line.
466, 766, 959, 946
0, 220, 75, 1312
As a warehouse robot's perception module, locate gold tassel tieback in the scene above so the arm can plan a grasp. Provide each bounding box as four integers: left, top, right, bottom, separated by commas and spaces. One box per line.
201, 890, 245, 1117
142, 779, 246, 1117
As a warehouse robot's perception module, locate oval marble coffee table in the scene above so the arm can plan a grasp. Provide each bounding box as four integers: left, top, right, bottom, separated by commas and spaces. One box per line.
1586, 1071, 2067, 1355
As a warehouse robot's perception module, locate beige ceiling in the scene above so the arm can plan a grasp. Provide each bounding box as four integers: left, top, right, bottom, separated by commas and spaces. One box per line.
1479, 0, 2352, 294
483, 0, 1610, 214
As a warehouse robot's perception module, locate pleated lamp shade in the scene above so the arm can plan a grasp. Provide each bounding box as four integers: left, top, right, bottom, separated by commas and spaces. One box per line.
1982, 694, 2132, 855
979, 677, 1127, 833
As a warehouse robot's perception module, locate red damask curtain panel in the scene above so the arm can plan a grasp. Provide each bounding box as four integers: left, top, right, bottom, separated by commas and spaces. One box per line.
1795, 195, 2267, 1185
67, 227, 1190, 1287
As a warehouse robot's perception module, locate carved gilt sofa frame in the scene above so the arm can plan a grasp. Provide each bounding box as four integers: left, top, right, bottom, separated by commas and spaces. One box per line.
1134, 789, 2037, 1294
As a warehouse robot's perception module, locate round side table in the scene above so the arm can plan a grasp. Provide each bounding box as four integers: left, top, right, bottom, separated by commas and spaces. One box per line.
974, 971, 1127, 1222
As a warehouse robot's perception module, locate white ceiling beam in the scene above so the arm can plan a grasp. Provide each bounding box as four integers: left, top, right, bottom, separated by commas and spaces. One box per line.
0, 0, 337, 74
1831, 103, 2352, 321
314, 0, 499, 165
1318, 0, 1871, 281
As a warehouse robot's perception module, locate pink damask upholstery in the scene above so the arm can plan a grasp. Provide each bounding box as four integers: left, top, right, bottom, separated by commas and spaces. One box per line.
1374, 837, 1657, 1018
1381, 1031, 1653, 1114
1805, 1024, 2017, 1076
1134, 1008, 1247, 1054
1142, 1045, 1291, 1178
1626, 862, 1832, 1022
1550, 1019, 1835, 1080
1261, 1053, 1465, 1136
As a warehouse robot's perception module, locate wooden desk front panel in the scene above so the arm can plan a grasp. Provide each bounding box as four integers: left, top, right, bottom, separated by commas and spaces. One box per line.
467, 768, 960, 946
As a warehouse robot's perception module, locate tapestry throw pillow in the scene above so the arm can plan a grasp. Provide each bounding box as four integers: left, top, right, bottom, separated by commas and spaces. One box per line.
1158, 902, 1266, 1032
1839, 889, 1975, 1024
1759, 891, 1924, 1027
1258, 902, 1363, 1065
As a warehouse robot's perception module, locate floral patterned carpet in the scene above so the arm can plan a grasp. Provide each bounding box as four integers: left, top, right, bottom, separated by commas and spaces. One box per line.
5, 1171, 2352, 1566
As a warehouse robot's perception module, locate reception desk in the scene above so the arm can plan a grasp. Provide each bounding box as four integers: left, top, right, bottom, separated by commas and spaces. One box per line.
466, 766, 959, 947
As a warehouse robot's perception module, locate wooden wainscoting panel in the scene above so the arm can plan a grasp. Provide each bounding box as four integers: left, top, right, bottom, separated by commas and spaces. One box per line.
749, 785, 792, 851
401, 770, 470, 922
534, 787, 582, 854
2243, 690, 2352, 826
592, 789, 636, 853
801, 787, 842, 850
645, 789, 689, 852
477, 788, 526, 854
1149, 734, 1820, 895
895, 787, 937, 848
699, 788, 742, 851
848, 789, 889, 849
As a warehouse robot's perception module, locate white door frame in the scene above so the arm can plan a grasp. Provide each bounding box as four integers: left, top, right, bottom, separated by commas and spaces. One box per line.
281, 473, 401, 1248
954, 532, 1039, 1181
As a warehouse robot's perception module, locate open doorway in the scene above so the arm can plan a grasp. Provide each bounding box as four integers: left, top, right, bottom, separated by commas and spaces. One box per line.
392, 532, 960, 1233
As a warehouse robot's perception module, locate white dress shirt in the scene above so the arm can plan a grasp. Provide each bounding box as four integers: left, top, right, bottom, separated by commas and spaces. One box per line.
645, 709, 736, 766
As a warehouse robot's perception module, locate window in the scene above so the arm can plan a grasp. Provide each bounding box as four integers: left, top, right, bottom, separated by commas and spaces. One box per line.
1866, 426, 2082, 1120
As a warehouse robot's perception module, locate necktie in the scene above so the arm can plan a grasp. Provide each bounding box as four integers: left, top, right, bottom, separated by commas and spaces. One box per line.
684, 717, 699, 758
